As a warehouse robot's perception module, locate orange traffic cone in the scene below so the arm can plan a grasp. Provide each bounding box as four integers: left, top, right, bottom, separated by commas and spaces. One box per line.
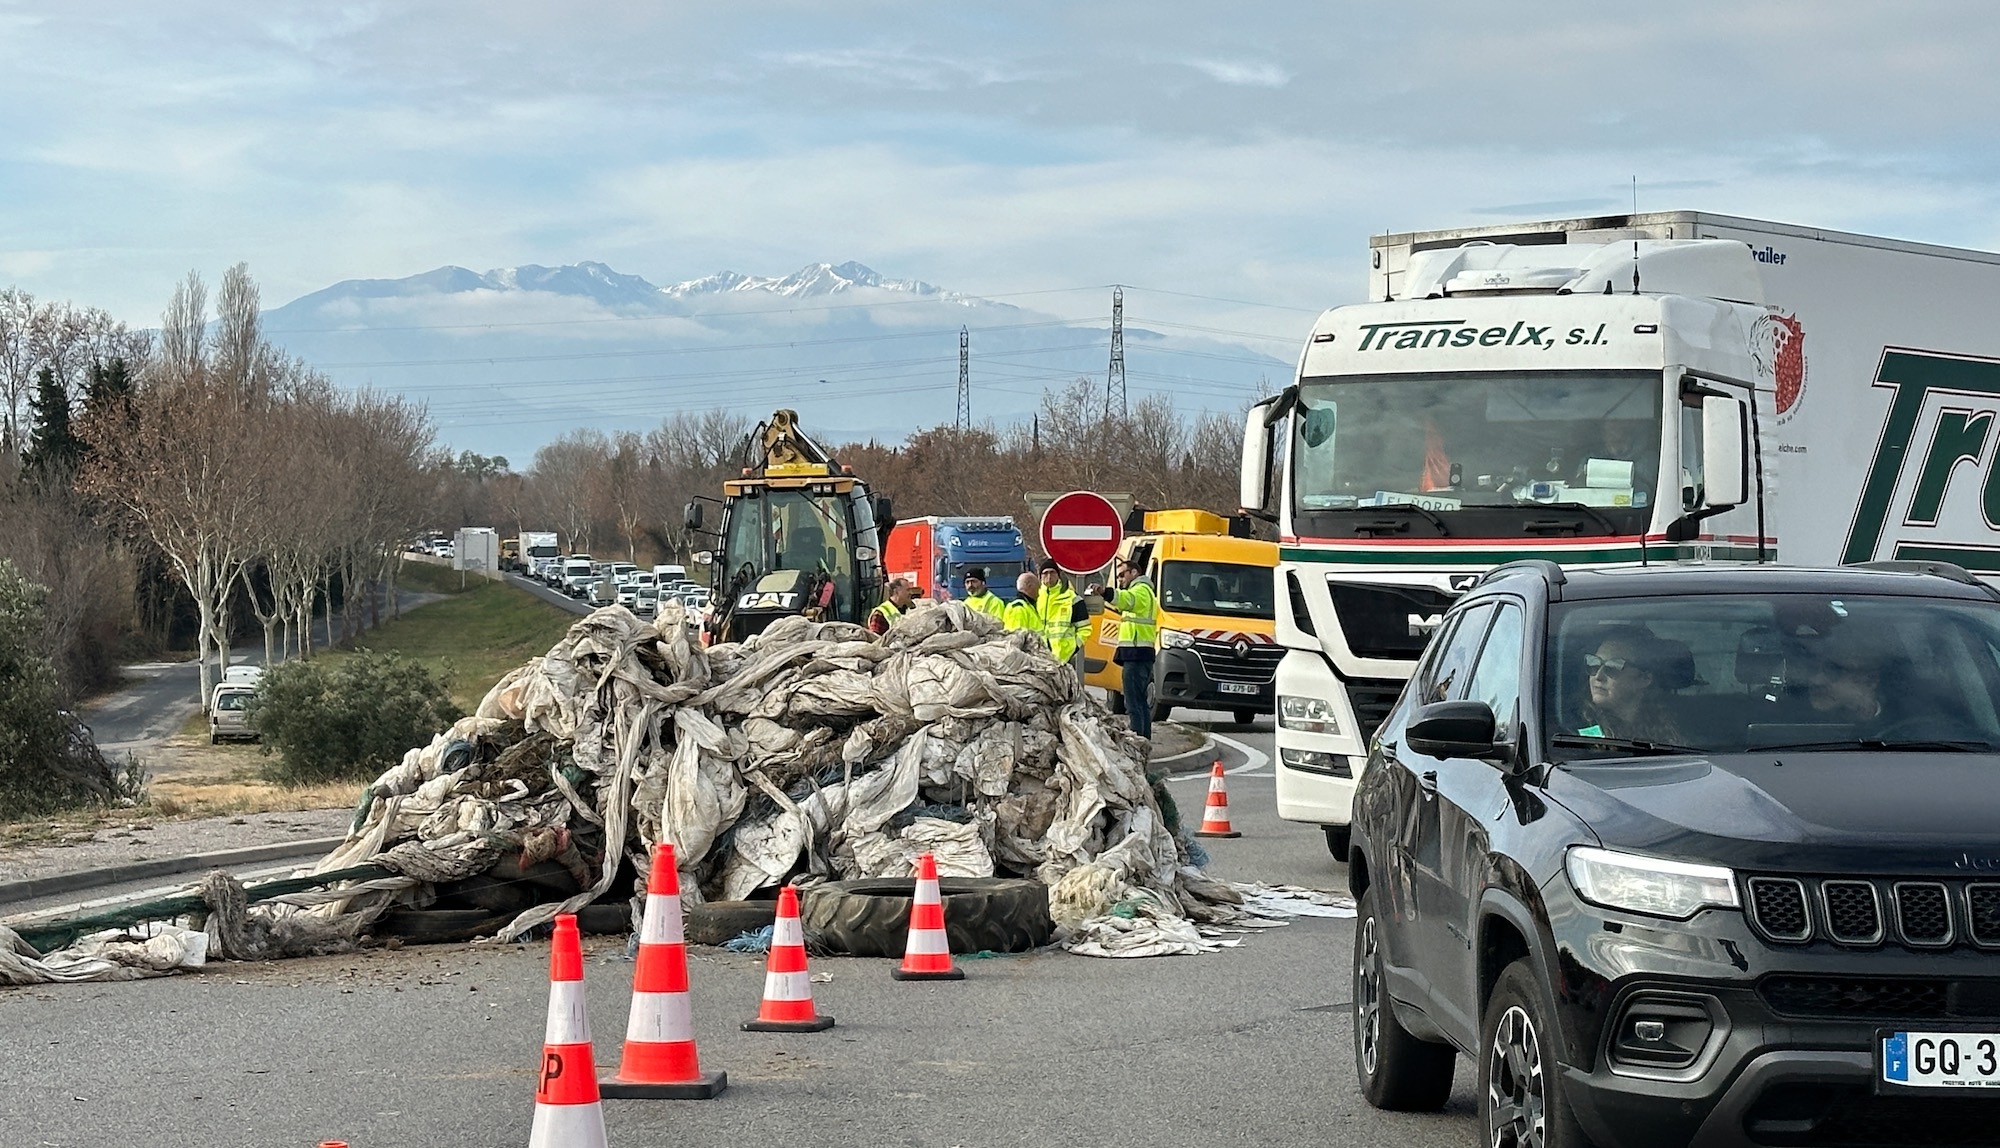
743, 885, 834, 1032
1195, 760, 1241, 838
600, 843, 727, 1100
528, 914, 610, 1147
892, 852, 964, 981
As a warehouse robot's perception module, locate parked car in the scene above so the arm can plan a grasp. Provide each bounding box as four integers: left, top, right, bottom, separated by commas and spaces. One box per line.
222, 663, 265, 687
209, 683, 259, 744
1350, 559, 2000, 1146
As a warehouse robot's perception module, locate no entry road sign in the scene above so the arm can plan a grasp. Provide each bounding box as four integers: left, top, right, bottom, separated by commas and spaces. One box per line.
1038, 490, 1123, 574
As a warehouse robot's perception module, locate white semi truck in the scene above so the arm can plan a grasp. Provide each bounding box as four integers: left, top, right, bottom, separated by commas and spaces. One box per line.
1239, 210, 2000, 857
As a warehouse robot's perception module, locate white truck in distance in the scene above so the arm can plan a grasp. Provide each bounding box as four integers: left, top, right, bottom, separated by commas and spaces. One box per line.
1239, 210, 2000, 857
522, 531, 561, 579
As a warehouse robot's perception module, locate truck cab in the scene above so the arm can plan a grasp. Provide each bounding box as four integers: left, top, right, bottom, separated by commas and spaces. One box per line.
886, 516, 1029, 602
1082, 509, 1278, 723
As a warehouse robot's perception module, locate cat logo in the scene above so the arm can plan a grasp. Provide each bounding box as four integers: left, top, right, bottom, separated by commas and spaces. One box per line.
737, 591, 799, 610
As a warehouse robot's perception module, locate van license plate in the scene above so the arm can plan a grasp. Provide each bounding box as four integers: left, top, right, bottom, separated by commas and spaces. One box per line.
1882, 1031, 2000, 1089
1218, 682, 1258, 696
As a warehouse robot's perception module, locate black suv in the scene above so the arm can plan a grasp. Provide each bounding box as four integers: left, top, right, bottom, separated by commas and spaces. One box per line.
1348, 561, 2000, 1147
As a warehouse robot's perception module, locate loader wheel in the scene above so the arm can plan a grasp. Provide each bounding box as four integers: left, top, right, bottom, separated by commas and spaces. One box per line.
799, 877, 1053, 957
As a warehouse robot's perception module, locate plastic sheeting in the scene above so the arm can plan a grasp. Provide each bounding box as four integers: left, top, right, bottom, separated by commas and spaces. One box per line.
9, 599, 1281, 981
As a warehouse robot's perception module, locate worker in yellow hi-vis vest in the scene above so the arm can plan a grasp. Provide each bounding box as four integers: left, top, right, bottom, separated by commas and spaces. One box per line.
1036, 561, 1083, 669
1088, 556, 1158, 739
1003, 572, 1043, 634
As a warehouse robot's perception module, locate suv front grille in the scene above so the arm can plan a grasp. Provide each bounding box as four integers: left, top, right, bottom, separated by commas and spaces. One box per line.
1893, 883, 1952, 947
1746, 875, 2000, 951
1760, 976, 1951, 1020
1821, 881, 1884, 945
1746, 877, 1810, 942
1970, 884, 2000, 945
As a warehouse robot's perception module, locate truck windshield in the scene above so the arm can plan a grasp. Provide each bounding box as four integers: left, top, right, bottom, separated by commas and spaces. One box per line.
1293, 370, 1662, 515
1159, 560, 1275, 620
1544, 594, 2000, 760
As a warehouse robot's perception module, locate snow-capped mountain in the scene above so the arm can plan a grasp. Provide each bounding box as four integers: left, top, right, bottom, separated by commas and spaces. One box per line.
263, 260, 1289, 463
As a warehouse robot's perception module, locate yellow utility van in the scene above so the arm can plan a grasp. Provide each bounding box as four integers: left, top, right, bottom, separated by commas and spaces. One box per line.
1082, 509, 1277, 724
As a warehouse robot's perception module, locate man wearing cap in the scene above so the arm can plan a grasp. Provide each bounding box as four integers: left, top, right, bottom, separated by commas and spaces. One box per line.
1088, 557, 1158, 740
1003, 572, 1043, 633
958, 567, 1006, 621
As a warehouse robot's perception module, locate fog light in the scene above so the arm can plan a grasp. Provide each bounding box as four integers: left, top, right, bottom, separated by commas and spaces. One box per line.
1279, 748, 1351, 778
1609, 993, 1718, 1071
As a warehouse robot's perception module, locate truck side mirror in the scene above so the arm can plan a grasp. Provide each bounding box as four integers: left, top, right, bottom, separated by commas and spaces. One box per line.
1700, 395, 1748, 510
1239, 398, 1278, 517
684, 501, 704, 532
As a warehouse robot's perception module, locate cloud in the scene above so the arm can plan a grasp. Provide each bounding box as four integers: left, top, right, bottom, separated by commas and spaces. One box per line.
1184, 58, 1289, 88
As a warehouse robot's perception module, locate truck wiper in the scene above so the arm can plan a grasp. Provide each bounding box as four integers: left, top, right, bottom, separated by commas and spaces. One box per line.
1753, 738, 1999, 753
1550, 733, 1703, 757
1325, 502, 1450, 536
1515, 501, 1621, 536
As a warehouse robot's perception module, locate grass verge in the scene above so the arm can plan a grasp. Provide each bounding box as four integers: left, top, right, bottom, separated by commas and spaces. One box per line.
2, 575, 576, 838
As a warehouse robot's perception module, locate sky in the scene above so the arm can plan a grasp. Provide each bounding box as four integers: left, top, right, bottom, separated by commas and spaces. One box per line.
5, 1, 2000, 361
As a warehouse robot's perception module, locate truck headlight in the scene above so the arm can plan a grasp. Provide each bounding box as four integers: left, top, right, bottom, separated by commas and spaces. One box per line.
1565, 847, 1739, 920
1160, 629, 1196, 649
1279, 694, 1340, 735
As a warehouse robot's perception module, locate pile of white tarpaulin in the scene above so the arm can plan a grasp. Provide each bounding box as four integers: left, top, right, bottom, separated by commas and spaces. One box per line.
5, 600, 1352, 982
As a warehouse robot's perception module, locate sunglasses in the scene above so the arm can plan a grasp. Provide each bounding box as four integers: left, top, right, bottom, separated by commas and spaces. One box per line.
1584, 654, 1634, 676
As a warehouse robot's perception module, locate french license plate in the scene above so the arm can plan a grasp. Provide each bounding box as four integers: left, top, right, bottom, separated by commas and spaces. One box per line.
1218, 682, 1259, 696
1881, 1031, 2000, 1089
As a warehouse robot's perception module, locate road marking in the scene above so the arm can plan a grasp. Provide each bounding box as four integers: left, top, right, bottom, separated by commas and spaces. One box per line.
1167, 729, 1269, 780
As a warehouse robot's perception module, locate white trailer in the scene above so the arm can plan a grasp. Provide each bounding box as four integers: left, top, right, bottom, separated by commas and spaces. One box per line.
1241, 210, 2000, 854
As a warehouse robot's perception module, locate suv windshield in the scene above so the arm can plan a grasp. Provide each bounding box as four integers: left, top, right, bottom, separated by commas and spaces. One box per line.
1294, 370, 1661, 515
1158, 560, 1274, 619
1544, 593, 2000, 759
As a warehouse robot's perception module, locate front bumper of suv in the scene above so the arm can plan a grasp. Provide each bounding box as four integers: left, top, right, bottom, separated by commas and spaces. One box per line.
1544, 888, 2000, 1148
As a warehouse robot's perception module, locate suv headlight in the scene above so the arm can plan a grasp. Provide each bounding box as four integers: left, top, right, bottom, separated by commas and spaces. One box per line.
1279, 694, 1340, 735
1565, 847, 1739, 920
1160, 629, 1196, 649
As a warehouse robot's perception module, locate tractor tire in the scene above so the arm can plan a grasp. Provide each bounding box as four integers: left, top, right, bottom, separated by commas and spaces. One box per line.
799, 877, 1053, 957
685, 898, 780, 947
376, 908, 511, 945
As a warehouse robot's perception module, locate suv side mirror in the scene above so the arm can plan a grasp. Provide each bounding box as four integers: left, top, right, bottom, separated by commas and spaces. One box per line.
1406, 700, 1506, 761
684, 501, 704, 532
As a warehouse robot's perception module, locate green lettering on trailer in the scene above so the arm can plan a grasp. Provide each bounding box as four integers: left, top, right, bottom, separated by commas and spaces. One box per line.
1843, 352, 2000, 565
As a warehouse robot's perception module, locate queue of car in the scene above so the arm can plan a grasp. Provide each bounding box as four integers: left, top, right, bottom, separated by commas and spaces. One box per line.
520, 552, 710, 623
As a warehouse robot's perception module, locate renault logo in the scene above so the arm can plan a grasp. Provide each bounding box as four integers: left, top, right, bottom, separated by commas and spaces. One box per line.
1233, 639, 1250, 660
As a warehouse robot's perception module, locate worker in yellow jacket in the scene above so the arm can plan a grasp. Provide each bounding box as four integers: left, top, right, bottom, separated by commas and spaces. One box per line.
1036, 561, 1083, 666
958, 567, 1007, 621
1002, 572, 1043, 634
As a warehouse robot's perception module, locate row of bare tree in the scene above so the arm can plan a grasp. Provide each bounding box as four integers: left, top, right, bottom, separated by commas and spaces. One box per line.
431, 379, 1246, 570
67, 267, 436, 708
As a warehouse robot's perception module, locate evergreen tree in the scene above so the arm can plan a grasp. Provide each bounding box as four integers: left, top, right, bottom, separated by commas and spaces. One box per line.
82, 357, 135, 426
22, 365, 81, 486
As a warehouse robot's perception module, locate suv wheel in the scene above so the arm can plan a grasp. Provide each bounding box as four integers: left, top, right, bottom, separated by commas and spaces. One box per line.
1352, 885, 1456, 1110
1481, 960, 1594, 1148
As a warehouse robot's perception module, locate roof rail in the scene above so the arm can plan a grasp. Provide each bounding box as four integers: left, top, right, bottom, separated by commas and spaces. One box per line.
1477, 559, 1567, 589
1846, 559, 2000, 599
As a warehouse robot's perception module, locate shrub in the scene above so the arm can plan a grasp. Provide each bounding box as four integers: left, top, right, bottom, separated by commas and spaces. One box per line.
251, 650, 464, 785
0, 559, 141, 818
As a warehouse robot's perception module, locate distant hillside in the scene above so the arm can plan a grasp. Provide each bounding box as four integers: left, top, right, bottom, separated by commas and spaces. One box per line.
263, 260, 1288, 462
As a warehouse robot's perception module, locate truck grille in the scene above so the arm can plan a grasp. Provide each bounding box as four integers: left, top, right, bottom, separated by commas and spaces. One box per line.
1190, 638, 1282, 684
1746, 876, 2000, 950
1344, 678, 1405, 741
1323, 581, 1458, 660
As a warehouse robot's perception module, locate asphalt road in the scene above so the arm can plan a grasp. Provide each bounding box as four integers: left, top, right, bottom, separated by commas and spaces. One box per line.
0, 712, 1484, 1148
